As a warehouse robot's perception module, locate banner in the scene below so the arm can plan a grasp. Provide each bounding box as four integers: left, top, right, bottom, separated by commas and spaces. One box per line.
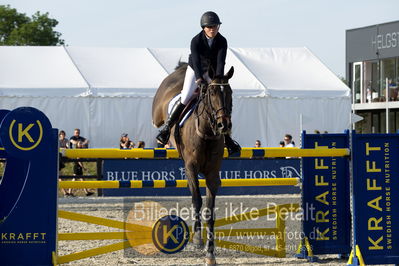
0, 107, 58, 266
102, 158, 300, 196
352, 132, 399, 264
301, 132, 351, 255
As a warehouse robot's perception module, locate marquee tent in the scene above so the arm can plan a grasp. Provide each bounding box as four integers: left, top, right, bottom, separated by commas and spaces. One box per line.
0, 46, 351, 148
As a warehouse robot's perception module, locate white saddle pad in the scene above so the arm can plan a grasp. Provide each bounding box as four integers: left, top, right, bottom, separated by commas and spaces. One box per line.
168, 93, 194, 127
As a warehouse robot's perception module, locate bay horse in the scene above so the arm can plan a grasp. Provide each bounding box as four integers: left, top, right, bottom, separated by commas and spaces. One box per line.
152, 63, 234, 265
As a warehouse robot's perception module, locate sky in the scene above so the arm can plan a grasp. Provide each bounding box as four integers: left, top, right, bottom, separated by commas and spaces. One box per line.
3, 0, 399, 77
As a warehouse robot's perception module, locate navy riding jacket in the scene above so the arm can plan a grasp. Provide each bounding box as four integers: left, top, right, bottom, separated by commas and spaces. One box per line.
188, 31, 227, 80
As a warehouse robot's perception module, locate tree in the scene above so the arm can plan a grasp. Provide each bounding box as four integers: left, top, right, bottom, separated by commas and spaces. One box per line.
0, 5, 64, 45
339, 76, 348, 86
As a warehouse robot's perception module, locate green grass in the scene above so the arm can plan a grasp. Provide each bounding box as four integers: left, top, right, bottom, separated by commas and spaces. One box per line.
59, 161, 99, 197
0, 161, 97, 177
0, 160, 99, 197
60, 161, 98, 176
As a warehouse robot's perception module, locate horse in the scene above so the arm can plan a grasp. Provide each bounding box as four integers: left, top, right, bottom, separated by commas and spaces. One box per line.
152, 63, 234, 265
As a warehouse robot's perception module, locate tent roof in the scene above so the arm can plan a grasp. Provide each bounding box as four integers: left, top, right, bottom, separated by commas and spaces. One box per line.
0, 46, 89, 96
0, 46, 349, 98
230, 47, 350, 97
66, 47, 169, 97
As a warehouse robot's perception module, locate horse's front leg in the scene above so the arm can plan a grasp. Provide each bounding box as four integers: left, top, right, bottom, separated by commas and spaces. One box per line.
186, 164, 203, 248
204, 173, 221, 266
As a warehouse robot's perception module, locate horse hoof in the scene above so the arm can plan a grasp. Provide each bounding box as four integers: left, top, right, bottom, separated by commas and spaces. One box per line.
205, 257, 216, 266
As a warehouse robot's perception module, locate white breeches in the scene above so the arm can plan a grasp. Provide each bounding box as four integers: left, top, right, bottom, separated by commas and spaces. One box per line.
181, 66, 211, 105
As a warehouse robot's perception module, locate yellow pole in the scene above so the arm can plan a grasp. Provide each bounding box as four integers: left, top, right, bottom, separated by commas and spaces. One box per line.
59, 178, 299, 189
62, 147, 349, 159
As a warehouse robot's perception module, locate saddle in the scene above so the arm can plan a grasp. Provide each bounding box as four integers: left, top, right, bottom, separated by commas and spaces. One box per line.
171, 94, 199, 147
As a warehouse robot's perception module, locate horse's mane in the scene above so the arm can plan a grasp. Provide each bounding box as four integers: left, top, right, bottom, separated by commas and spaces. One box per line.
175, 61, 188, 70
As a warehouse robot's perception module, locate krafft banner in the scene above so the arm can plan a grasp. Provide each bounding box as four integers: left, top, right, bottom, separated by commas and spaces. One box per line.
0, 107, 58, 266
102, 158, 301, 196
301, 132, 351, 255
352, 133, 399, 264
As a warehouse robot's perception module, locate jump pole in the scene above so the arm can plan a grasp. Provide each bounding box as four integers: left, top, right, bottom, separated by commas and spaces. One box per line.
63, 147, 350, 159
59, 178, 299, 189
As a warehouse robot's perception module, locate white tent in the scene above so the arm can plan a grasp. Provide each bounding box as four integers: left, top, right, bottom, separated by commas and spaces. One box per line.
0, 46, 351, 148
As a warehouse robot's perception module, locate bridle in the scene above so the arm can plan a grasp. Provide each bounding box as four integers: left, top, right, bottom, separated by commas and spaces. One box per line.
208, 82, 231, 121
195, 82, 231, 139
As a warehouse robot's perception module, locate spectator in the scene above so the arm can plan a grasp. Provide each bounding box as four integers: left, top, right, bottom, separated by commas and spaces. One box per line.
70, 128, 89, 149
68, 141, 94, 197
388, 79, 398, 100
58, 130, 69, 196
59, 130, 69, 149
254, 140, 261, 147
120, 133, 134, 149
137, 141, 145, 148
284, 134, 295, 147
314, 130, 320, 134
59, 156, 70, 197
275, 141, 286, 159
58, 151, 69, 197
283, 134, 295, 159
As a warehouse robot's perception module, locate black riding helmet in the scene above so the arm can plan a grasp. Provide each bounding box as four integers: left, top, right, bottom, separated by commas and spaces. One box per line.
200, 11, 222, 28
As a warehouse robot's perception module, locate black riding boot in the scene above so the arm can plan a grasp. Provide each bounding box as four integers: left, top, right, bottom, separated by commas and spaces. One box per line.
156, 101, 185, 145
224, 134, 241, 156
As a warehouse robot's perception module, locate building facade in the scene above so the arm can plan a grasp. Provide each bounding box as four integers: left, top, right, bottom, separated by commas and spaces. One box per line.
346, 20, 399, 133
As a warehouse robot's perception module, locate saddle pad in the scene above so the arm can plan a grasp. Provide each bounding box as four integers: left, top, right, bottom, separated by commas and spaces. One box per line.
168, 94, 181, 115
178, 108, 194, 127
167, 93, 195, 127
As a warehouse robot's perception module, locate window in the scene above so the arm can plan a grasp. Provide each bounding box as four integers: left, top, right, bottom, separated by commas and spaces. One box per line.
371, 61, 379, 102
364, 61, 379, 103
380, 58, 397, 101
353, 63, 362, 103
358, 58, 399, 103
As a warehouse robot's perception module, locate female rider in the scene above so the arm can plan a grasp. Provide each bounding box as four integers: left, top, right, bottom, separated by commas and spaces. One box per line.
156, 11, 241, 155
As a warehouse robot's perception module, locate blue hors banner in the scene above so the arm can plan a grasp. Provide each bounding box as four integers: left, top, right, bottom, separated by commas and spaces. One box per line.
0, 107, 58, 266
102, 158, 301, 196
352, 132, 399, 264
301, 131, 351, 255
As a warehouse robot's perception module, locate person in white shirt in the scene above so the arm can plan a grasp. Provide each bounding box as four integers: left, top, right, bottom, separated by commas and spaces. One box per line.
284, 134, 295, 147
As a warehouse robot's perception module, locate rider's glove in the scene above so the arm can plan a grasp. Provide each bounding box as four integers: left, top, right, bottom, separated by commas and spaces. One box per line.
196, 78, 207, 89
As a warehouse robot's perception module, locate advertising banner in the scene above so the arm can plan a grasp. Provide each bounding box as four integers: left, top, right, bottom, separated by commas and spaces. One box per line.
352, 133, 399, 264
102, 158, 301, 196
302, 132, 351, 255
0, 107, 58, 266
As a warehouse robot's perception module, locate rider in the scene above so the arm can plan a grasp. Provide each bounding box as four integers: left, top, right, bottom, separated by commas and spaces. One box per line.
156, 11, 241, 155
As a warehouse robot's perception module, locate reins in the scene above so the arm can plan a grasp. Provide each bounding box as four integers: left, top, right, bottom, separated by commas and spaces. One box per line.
208, 82, 229, 86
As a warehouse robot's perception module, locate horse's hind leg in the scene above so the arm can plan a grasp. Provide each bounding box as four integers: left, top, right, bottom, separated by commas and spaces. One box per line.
204, 174, 221, 266
186, 166, 203, 249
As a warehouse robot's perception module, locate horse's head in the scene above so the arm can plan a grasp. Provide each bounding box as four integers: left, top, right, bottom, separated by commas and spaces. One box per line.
202, 66, 234, 135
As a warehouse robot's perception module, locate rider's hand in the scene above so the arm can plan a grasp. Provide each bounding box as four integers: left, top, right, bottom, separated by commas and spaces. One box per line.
195, 78, 204, 84
196, 78, 207, 89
